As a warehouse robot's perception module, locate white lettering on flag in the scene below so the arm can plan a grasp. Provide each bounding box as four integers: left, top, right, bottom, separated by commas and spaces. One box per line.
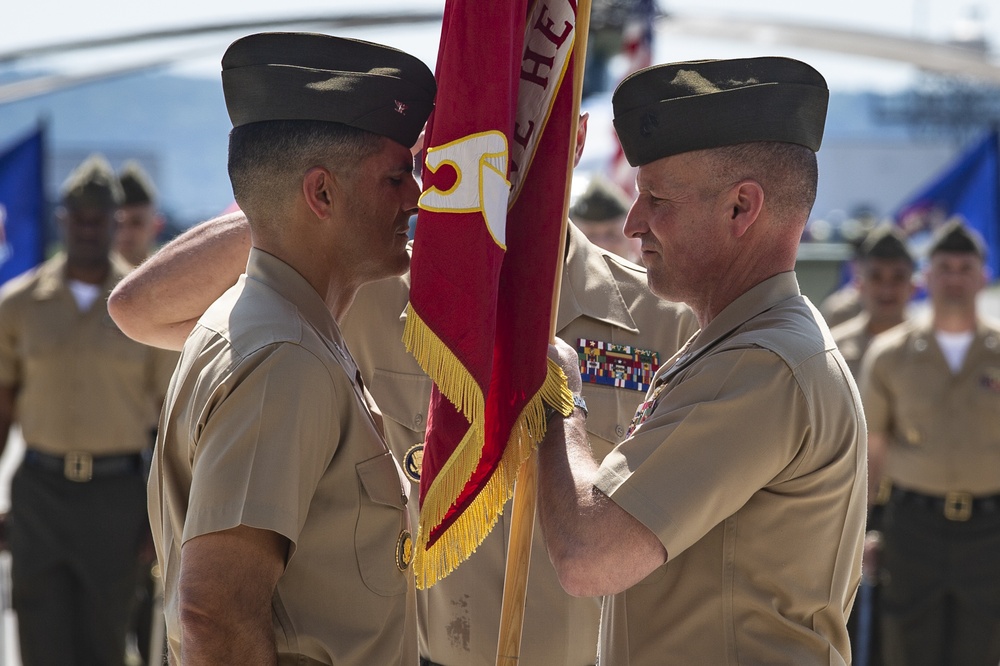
419, 130, 511, 248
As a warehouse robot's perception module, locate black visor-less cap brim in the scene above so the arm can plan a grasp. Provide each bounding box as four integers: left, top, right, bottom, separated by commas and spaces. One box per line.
612, 57, 829, 167
222, 32, 436, 149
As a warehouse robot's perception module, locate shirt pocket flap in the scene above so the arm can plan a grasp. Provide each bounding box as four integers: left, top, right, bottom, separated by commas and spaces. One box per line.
370, 369, 432, 432
356, 452, 406, 510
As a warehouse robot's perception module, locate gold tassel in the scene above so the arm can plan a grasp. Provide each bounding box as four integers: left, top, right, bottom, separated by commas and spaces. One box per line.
403, 302, 576, 588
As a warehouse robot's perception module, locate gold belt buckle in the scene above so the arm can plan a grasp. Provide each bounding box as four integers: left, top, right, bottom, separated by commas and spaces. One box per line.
944, 491, 973, 521
63, 451, 93, 482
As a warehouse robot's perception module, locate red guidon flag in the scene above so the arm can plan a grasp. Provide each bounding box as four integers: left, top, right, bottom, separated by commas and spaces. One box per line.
404, 0, 579, 588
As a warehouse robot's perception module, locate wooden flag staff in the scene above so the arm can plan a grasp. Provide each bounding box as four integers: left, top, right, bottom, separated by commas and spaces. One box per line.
496, 1, 592, 662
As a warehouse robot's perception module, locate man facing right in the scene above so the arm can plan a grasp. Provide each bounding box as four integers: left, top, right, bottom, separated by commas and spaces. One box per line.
538, 57, 866, 664
150, 33, 434, 664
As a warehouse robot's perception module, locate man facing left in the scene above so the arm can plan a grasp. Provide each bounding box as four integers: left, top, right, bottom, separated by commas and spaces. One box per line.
0, 155, 177, 665
147, 33, 435, 664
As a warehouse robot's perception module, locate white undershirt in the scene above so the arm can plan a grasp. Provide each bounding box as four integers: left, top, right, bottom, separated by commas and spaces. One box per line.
69, 280, 101, 311
935, 330, 974, 374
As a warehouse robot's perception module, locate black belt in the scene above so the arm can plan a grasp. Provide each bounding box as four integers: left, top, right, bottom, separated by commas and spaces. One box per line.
23, 449, 144, 482
890, 486, 1000, 522
419, 658, 444, 666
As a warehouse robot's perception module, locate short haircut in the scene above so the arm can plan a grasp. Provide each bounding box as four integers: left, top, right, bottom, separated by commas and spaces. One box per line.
228, 119, 383, 221
704, 142, 819, 223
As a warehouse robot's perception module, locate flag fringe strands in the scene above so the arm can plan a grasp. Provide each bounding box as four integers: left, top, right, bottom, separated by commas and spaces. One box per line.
404, 0, 579, 590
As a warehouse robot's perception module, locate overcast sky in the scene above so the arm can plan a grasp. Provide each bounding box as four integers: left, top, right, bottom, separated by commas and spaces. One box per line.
2, 0, 998, 91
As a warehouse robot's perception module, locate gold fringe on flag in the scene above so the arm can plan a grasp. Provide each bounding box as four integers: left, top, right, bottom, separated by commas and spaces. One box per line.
403, 304, 573, 589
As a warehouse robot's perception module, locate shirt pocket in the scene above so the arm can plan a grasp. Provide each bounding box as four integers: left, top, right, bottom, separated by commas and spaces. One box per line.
355, 452, 409, 597
582, 384, 644, 461
369, 369, 431, 435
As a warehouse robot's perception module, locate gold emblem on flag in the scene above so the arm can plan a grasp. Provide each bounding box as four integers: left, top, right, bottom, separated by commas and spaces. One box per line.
397, 530, 413, 571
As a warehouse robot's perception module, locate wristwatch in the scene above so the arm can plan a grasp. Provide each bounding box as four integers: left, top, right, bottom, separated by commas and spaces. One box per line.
544, 393, 588, 421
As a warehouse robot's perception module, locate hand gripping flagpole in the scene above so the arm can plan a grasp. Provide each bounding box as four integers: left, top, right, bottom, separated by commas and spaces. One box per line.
496, 2, 591, 663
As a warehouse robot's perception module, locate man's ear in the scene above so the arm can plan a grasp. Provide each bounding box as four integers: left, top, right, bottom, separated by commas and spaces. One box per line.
728, 180, 764, 238
302, 166, 336, 219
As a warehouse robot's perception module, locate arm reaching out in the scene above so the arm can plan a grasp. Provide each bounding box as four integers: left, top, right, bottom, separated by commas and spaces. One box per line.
108, 211, 252, 350
537, 338, 667, 597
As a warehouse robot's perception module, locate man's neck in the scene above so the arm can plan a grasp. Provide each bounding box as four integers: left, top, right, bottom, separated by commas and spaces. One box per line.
933, 307, 977, 333
65, 259, 110, 285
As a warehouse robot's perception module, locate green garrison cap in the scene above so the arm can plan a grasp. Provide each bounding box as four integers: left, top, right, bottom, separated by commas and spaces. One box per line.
222, 32, 436, 148
928, 218, 987, 259
570, 175, 632, 222
612, 57, 829, 167
118, 160, 157, 206
61, 154, 123, 209
861, 224, 914, 266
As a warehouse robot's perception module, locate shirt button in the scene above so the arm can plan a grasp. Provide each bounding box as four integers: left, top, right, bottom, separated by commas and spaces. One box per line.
414, 413, 423, 427
914, 338, 928, 352
615, 425, 625, 437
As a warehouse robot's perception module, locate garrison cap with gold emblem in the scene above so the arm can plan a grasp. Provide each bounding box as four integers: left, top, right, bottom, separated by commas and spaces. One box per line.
570, 175, 632, 222
861, 224, 914, 266
612, 57, 829, 167
60, 154, 123, 209
927, 218, 987, 260
118, 160, 157, 206
221, 32, 436, 148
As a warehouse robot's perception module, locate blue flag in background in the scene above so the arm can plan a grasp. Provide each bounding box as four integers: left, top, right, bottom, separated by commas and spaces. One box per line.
896, 130, 1000, 280
0, 127, 46, 286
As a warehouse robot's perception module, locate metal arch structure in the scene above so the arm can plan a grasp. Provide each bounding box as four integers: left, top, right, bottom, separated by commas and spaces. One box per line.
658, 13, 1000, 85
2, 8, 1000, 105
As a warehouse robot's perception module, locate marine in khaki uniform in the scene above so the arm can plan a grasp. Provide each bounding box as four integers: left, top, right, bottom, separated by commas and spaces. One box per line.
831, 224, 916, 378
569, 172, 642, 264
144, 33, 435, 664
830, 224, 914, 665
340, 222, 697, 666
538, 57, 866, 665
860, 220, 1000, 666
0, 155, 177, 666
115, 160, 166, 267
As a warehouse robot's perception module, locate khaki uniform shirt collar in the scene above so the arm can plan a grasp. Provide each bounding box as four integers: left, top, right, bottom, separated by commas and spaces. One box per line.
556, 223, 638, 333
30, 252, 129, 301
656, 271, 800, 383
913, 313, 1000, 375
245, 248, 340, 344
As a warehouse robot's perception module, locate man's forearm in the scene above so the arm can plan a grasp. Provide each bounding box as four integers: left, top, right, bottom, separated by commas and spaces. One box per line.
179, 525, 286, 665
867, 431, 888, 507
109, 211, 252, 350
537, 412, 667, 597
0, 385, 17, 459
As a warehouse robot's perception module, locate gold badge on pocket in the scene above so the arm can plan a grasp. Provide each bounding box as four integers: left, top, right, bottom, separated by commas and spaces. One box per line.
396, 530, 413, 571
403, 444, 423, 482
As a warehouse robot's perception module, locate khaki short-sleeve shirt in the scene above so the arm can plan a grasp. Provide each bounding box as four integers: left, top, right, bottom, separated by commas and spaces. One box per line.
150, 249, 415, 666
595, 272, 866, 665
340, 225, 698, 666
0, 253, 177, 454
860, 316, 1000, 495
830, 312, 875, 379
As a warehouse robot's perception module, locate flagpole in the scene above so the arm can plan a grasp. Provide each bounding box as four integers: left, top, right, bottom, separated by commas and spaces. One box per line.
496, 2, 591, 663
